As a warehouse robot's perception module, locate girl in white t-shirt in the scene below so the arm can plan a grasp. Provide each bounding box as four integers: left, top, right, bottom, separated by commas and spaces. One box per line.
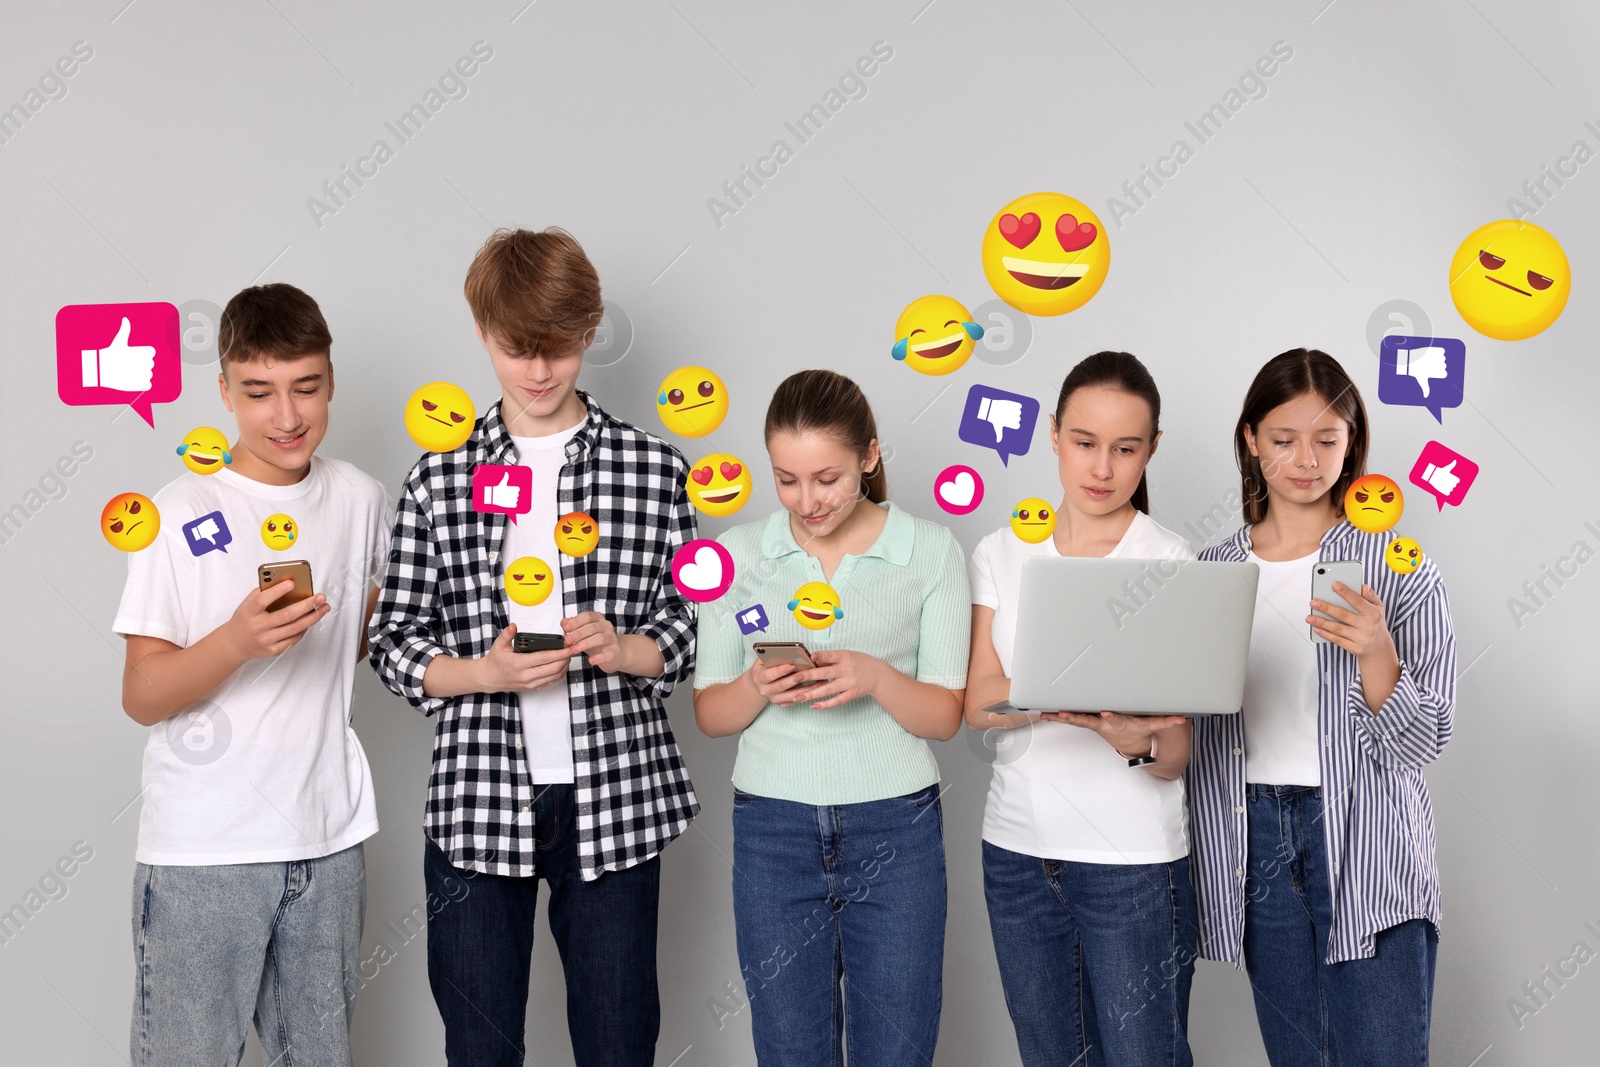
965, 351, 1199, 1067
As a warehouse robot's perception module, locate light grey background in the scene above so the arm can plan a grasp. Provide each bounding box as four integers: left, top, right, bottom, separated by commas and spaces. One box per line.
3, 1, 1597, 1063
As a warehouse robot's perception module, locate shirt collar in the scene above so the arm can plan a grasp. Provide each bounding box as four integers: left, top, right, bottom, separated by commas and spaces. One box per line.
479, 389, 605, 466
1236, 516, 1359, 556
760, 501, 913, 566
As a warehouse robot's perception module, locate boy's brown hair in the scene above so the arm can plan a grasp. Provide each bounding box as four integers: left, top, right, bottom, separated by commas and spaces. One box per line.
218, 283, 332, 371
464, 227, 603, 357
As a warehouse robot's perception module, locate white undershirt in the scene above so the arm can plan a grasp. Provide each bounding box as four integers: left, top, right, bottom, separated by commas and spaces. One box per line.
502, 420, 584, 784
1240, 550, 1322, 785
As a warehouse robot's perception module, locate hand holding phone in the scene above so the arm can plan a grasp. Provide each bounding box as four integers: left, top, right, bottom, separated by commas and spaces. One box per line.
227, 570, 327, 660
1309, 560, 1364, 644
478, 625, 572, 694
750, 642, 821, 703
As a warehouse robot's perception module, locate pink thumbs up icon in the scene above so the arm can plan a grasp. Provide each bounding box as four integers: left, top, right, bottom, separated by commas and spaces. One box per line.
56, 303, 182, 426
1409, 441, 1479, 511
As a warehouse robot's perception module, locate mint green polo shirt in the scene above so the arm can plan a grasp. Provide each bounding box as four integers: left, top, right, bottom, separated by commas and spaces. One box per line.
694, 501, 971, 805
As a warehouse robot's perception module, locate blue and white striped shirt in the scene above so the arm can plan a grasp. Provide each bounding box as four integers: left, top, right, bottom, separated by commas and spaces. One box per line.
1187, 519, 1457, 965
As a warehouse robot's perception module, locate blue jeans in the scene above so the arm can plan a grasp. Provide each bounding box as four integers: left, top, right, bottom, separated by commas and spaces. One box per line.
1242, 783, 1438, 1067
423, 782, 661, 1067
731, 784, 947, 1067
982, 840, 1198, 1067
129, 842, 365, 1067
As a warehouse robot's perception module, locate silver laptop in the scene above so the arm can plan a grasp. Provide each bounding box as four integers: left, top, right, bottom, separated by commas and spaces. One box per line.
1000, 556, 1259, 716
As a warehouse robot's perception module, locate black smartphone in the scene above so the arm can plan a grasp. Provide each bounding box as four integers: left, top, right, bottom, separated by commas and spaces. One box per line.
512, 632, 566, 653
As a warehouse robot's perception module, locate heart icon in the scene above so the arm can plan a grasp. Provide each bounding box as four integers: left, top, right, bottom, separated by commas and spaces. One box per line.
720, 461, 743, 480
677, 545, 723, 590
691, 466, 713, 485
1056, 214, 1098, 253
998, 212, 1041, 249
932, 464, 984, 515
938, 471, 976, 507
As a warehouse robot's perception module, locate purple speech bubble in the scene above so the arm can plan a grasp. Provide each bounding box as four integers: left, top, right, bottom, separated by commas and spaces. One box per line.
958, 385, 1039, 467
1378, 336, 1466, 424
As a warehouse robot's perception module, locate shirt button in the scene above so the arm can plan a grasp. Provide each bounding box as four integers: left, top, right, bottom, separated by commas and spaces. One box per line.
1235, 805, 1245, 814
1232, 747, 1243, 756
1235, 868, 1244, 879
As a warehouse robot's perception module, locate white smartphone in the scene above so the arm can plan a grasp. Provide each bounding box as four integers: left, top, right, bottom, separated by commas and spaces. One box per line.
1310, 560, 1365, 643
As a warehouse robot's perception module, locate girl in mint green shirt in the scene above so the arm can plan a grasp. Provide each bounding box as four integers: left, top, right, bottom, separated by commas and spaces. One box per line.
694, 369, 968, 1066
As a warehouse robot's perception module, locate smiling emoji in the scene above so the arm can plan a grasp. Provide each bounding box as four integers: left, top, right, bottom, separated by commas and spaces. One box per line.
982, 193, 1110, 316
1009, 497, 1056, 544
891, 295, 984, 376
1344, 475, 1404, 535
175, 426, 232, 475
261, 512, 298, 550
504, 555, 555, 606
687, 453, 753, 518
554, 511, 600, 557
788, 581, 842, 631
1449, 220, 1569, 341
101, 492, 160, 552
1385, 536, 1424, 575
656, 367, 729, 438
404, 381, 475, 452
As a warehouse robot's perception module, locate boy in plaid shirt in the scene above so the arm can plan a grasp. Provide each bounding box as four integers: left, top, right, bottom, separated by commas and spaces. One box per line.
368, 227, 700, 1067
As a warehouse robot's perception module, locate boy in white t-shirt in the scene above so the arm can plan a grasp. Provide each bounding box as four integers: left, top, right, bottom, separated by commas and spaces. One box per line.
114, 284, 392, 1067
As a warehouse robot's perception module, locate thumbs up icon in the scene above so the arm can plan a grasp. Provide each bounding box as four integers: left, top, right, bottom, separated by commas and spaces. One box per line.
483, 471, 522, 510
1409, 441, 1478, 511
1420, 458, 1460, 496
470, 464, 533, 522
82, 317, 157, 392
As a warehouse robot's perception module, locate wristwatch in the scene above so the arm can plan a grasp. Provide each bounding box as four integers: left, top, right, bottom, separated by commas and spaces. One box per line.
1114, 736, 1157, 768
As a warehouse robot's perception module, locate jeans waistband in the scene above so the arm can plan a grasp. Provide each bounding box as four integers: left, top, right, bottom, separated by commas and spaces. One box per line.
1245, 783, 1322, 801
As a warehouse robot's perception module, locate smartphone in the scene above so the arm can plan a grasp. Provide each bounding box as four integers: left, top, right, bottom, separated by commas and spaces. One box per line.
1310, 560, 1365, 643
258, 560, 314, 611
753, 641, 815, 670
512, 632, 566, 653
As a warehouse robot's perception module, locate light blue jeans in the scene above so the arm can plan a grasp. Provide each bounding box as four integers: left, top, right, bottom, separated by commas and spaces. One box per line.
130, 842, 365, 1067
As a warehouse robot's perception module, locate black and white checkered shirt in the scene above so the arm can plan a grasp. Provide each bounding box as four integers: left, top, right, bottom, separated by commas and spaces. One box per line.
368, 391, 700, 880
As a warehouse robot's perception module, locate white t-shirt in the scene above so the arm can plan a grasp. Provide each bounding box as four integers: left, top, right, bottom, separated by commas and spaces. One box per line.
1240, 550, 1322, 785
113, 456, 391, 865
502, 422, 584, 784
970, 510, 1194, 863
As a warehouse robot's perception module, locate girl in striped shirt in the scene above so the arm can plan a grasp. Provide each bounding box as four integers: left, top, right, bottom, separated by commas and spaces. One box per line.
1188, 348, 1457, 1067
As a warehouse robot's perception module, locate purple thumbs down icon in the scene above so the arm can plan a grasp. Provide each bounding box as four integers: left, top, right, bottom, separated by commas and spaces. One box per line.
958, 385, 1039, 467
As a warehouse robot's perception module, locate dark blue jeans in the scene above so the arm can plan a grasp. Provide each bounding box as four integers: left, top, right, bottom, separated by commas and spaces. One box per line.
422, 783, 661, 1067
731, 784, 947, 1067
1242, 783, 1437, 1067
983, 840, 1198, 1067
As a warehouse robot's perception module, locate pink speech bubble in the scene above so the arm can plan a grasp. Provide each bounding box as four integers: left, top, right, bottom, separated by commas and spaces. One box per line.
471, 464, 533, 524
56, 302, 182, 427
1408, 441, 1479, 511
